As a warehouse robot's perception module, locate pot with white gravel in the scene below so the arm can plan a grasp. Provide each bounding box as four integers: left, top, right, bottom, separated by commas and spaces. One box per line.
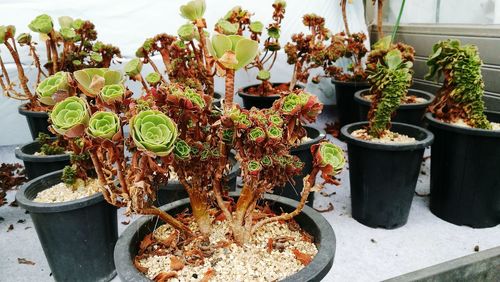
16, 169, 118, 282
114, 193, 336, 282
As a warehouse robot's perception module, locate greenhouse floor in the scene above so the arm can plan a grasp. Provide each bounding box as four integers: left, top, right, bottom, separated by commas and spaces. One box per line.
1, 109, 499, 282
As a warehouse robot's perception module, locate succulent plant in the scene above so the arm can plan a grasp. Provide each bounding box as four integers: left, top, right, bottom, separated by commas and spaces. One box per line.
180, 0, 206, 21
145, 72, 161, 86
130, 110, 178, 156
249, 127, 266, 143
210, 34, 258, 70
100, 84, 125, 104
124, 58, 143, 77
28, 14, 54, 34
174, 140, 191, 160
0, 25, 16, 43
313, 142, 345, 175
73, 68, 123, 97
50, 96, 90, 137
87, 111, 120, 139
36, 72, 70, 105
178, 23, 197, 41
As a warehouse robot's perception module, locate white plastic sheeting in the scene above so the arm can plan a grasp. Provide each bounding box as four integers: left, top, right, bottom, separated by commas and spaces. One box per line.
0, 0, 368, 145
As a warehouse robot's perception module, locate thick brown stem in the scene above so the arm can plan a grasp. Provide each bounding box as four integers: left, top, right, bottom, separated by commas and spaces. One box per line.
45, 41, 53, 75
0, 55, 11, 85
377, 0, 384, 38
341, 0, 351, 36
28, 43, 47, 83
185, 186, 212, 235
145, 55, 166, 83
4, 41, 32, 98
89, 150, 107, 186
115, 146, 128, 195
289, 63, 299, 91
224, 69, 235, 110
48, 32, 59, 73
141, 207, 194, 236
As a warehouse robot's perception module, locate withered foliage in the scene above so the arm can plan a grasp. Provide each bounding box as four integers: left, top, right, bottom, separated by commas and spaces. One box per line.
0, 163, 27, 206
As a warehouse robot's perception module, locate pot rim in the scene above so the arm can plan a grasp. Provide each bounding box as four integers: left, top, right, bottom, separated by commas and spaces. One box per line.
340, 121, 434, 151
114, 192, 335, 282
15, 139, 70, 162
291, 126, 326, 152
15, 169, 105, 213
237, 82, 305, 98
330, 78, 370, 86
18, 104, 49, 117
354, 89, 435, 109
425, 113, 500, 137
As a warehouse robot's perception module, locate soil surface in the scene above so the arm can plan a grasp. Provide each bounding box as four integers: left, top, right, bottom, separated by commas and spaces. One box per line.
243, 83, 293, 97
351, 129, 416, 144
34, 179, 101, 203
362, 94, 427, 104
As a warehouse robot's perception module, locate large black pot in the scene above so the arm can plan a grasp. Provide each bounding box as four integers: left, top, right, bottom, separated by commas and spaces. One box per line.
156, 155, 240, 205
114, 192, 335, 282
18, 104, 53, 140
341, 122, 434, 229
425, 113, 500, 228
273, 126, 325, 207
15, 139, 70, 179
354, 89, 435, 126
16, 170, 118, 282
331, 79, 370, 127
212, 91, 222, 108
238, 83, 304, 110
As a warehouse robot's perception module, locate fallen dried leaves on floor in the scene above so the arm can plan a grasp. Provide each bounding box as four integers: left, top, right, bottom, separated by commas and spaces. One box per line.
17, 258, 35, 265
0, 163, 27, 206
314, 202, 334, 213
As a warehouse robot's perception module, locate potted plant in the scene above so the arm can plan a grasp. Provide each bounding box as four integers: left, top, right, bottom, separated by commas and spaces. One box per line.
341, 48, 434, 228
353, 36, 435, 126
0, 16, 120, 139
424, 39, 500, 228
14, 132, 70, 179
235, 0, 304, 109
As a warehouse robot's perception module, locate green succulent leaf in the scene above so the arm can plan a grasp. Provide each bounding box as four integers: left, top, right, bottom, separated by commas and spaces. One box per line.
0, 25, 16, 43
28, 14, 53, 34
234, 38, 259, 70
211, 34, 232, 58
267, 26, 280, 39
178, 23, 196, 41
281, 93, 301, 112
385, 49, 403, 70
71, 19, 84, 30
249, 21, 264, 33
180, 0, 206, 21
174, 140, 191, 160
247, 160, 262, 173
90, 52, 103, 62
74, 68, 123, 97
36, 72, 70, 105
317, 142, 345, 174
372, 35, 391, 52
216, 19, 238, 35
257, 70, 271, 81
267, 126, 282, 139
145, 72, 161, 85
249, 127, 265, 142
261, 155, 272, 166
50, 96, 89, 137
16, 32, 31, 45
269, 115, 283, 126
125, 58, 143, 77
58, 16, 74, 29
222, 129, 234, 143
87, 111, 120, 139
130, 110, 178, 156
59, 27, 76, 40
100, 84, 125, 104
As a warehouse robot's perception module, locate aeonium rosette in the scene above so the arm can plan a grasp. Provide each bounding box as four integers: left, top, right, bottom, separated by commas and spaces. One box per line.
224, 106, 252, 129
298, 92, 323, 122
73, 68, 123, 97
174, 140, 191, 160
36, 72, 70, 105
167, 85, 209, 111
266, 126, 283, 141
312, 141, 345, 184
87, 111, 120, 140
249, 127, 266, 143
50, 96, 90, 138
100, 84, 125, 104
247, 160, 262, 176
130, 110, 178, 157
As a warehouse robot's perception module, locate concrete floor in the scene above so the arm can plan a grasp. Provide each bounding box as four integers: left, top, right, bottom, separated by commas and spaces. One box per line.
1, 110, 499, 282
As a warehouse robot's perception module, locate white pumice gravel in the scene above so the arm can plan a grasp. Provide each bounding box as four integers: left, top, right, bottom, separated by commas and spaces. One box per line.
451, 118, 500, 131
300, 136, 312, 144
140, 220, 317, 281
352, 129, 416, 144
33, 179, 101, 203
363, 94, 427, 104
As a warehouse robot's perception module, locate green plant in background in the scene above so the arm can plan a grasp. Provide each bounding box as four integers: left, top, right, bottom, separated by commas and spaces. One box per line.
36, 72, 70, 105
426, 40, 491, 129
130, 110, 178, 157
36, 132, 65, 155
87, 111, 120, 139
50, 96, 90, 137
61, 165, 77, 186
73, 68, 122, 97
366, 49, 413, 137
99, 84, 125, 104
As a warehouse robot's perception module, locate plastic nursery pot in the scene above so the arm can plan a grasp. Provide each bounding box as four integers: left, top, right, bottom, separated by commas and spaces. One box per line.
331, 79, 370, 127
156, 154, 240, 205
15, 170, 118, 282
425, 113, 500, 228
115, 192, 335, 282
340, 122, 434, 229
354, 89, 435, 126
18, 104, 54, 140
212, 91, 223, 108
273, 126, 325, 207
237, 82, 305, 110
15, 138, 70, 180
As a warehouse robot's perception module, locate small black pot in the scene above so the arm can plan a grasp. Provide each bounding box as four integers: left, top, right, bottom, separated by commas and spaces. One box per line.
238, 83, 304, 110
156, 155, 240, 205
331, 79, 370, 127
425, 113, 500, 228
16, 170, 118, 282
273, 126, 325, 207
341, 122, 434, 229
212, 91, 222, 108
15, 138, 70, 180
354, 89, 435, 126
18, 104, 53, 140
114, 192, 335, 282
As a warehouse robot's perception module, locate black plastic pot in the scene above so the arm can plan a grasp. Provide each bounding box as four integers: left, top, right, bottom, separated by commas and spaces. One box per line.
425, 113, 500, 228
16, 170, 118, 282
273, 126, 325, 207
331, 79, 370, 127
15, 138, 70, 180
212, 91, 222, 108
156, 155, 240, 205
238, 83, 304, 110
341, 122, 434, 229
354, 89, 435, 126
115, 192, 335, 282
18, 104, 53, 140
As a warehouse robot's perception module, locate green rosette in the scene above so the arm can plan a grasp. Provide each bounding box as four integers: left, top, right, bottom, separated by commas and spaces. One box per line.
130, 110, 178, 156
36, 72, 70, 105
50, 96, 89, 137
87, 111, 120, 139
